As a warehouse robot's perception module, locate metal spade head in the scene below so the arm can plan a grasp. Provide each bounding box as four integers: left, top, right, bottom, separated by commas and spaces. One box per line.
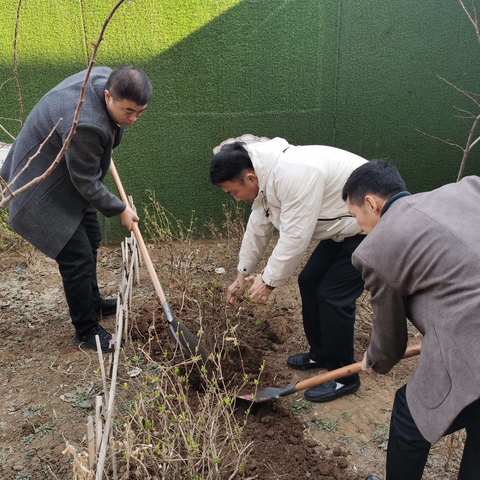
237, 383, 297, 404
168, 315, 208, 365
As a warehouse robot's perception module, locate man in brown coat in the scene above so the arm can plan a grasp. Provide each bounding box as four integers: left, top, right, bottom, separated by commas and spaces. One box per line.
342, 161, 480, 480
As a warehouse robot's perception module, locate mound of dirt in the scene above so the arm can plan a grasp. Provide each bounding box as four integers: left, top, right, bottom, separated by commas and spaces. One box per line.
241, 405, 356, 479
130, 290, 357, 479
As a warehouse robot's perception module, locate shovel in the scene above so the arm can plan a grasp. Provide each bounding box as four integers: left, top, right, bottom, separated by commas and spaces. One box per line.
239, 343, 421, 403
109, 159, 208, 365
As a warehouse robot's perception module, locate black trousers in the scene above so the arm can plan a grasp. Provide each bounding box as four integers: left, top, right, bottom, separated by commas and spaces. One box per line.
386, 385, 480, 480
298, 235, 365, 385
55, 208, 102, 335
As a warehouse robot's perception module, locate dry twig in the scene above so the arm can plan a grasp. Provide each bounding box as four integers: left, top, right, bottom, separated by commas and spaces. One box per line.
458, 0, 480, 44
13, 0, 24, 126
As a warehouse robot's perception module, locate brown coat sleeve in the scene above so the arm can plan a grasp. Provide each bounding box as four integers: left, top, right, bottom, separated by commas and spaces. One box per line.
352, 251, 409, 374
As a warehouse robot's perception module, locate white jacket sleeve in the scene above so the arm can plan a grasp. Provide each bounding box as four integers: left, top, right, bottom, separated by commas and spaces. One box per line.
237, 208, 276, 275
262, 163, 326, 287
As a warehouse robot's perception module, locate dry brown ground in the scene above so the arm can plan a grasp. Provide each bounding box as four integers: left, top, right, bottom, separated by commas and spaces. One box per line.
0, 238, 465, 479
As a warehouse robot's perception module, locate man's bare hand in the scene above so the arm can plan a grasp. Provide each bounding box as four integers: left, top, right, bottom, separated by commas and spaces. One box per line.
246, 274, 272, 303
120, 205, 139, 231
227, 272, 247, 304
361, 351, 374, 374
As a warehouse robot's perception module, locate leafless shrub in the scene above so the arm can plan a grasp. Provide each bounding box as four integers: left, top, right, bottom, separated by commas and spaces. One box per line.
114, 342, 255, 479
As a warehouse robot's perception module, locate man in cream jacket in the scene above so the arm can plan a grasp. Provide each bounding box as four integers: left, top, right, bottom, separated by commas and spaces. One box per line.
210, 135, 367, 402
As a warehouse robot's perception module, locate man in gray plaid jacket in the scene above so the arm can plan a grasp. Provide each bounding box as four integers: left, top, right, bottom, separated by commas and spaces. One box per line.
1, 66, 152, 353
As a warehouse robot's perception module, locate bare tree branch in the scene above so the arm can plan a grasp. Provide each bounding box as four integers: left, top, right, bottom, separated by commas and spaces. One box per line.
417, 2, 480, 181
452, 106, 477, 118
469, 133, 480, 149
1, 0, 130, 208
438, 75, 480, 109
0, 116, 22, 123
0, 117, 21, 139
13, 0, 24, 126
0, 118, 63, 206
417, 108, 480, 182
0, 78, 12, 93
457, 114, 480, 180
0, 124, 16, 141
458, 0, 480, 44
415, 129, 464, 151
1, 50, 21, 141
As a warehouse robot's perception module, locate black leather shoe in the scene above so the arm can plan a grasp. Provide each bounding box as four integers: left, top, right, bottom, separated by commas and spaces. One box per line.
74, 324, 113, 353
365, 476, 381, 480
287, 353, 324, 370
304, 379, 360, 403
94, 297, 117, 317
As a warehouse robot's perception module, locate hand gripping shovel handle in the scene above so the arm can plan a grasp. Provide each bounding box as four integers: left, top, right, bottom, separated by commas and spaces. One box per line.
241, 343, 421, 403
109, 159, 208, 364
294, 343, 421, 392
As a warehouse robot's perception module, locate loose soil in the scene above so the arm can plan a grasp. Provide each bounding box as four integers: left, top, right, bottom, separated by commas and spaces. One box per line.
0, 238, 465, 479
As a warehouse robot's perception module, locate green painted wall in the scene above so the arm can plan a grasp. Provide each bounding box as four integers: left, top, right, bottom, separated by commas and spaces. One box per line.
1, 0, 478, 241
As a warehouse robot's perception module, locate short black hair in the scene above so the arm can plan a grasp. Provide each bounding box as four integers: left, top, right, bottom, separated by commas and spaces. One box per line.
342, 161, 406, 206
105, 66, 152, 106
209, 142, 254, 185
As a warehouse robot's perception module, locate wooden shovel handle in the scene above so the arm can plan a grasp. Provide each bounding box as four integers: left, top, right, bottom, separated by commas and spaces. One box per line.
295, 343, 422, 393
109, 159, 167, 305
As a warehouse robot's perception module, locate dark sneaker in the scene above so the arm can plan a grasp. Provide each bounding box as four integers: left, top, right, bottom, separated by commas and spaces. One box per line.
287, 353, 324, 371
304, 379, 360, 403
365, 476, 381, 480
74, 324, 113, 353
94, 297, 117, 317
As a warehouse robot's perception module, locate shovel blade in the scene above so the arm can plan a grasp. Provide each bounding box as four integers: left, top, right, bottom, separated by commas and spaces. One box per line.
238, 383, 297, 404
169, 316, 208, 365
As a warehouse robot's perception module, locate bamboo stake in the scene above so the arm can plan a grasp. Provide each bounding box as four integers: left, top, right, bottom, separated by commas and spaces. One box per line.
112, 450, 118, 479
126, 246, 136, 306
120, 241, 127, 296
124, 236, 129, 272
95, 297, 124, 479
133, 235, 140, 284
95, 396, 103, 455
95, 335, 109, 403
86, 416, 95, 470
91, 184, 140, 477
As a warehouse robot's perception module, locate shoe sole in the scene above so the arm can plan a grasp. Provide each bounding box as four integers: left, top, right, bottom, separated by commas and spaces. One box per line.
304, 382, 360, 403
